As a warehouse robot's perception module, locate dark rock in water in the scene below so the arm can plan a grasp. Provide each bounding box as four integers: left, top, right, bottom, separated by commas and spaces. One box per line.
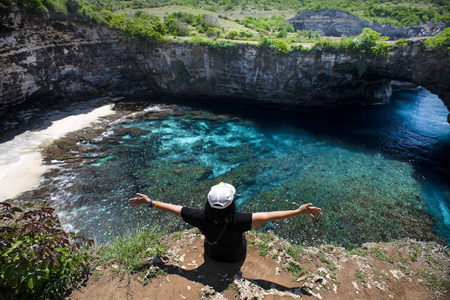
114, 127, 150, 137
391, 80, 420, 91
362, 79, 392, 104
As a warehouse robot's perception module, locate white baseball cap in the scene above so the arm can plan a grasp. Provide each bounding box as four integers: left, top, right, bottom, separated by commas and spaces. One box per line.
207, 182, 236, 209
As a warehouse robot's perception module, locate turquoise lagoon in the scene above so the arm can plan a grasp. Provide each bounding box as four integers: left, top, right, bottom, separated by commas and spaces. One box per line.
49, 89, 450, 248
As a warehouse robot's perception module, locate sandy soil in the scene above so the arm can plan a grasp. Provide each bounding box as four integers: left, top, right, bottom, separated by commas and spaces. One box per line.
0, 104, 115, 201
69, 230, 449, 300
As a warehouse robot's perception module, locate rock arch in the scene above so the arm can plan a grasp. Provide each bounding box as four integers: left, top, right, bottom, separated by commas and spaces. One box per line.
1, 12, 449, 123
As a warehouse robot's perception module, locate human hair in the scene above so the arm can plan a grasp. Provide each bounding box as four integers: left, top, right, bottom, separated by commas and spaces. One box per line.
204, 199, 236, 224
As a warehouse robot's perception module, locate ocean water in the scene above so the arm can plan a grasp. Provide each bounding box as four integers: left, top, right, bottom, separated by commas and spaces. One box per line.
44, 89, 450, 247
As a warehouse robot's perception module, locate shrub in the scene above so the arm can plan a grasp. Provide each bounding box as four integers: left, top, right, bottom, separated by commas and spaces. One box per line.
358, 28, 384, 49
225, 29, 239, 40
190, 33, 204, 46
164, 18, 191, 36
313, 28, 392, 58
23, 0, 46, 14
257, 36, 291, 54
274, 38, 290, 54
258, 36, 274, 47
109, 13, 165, 44
395, 38, 408, 48
275, 29, 287, 38
424, 27, 450, 54
0, 202, 93, 299
204, 39, 239, 53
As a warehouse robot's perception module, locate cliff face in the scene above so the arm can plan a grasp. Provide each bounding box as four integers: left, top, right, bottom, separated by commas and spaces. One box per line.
288, 10, 436, 39
1, 11, 449, 120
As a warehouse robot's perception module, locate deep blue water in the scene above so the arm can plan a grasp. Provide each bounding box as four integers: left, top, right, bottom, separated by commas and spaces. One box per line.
48, 88, 450, 247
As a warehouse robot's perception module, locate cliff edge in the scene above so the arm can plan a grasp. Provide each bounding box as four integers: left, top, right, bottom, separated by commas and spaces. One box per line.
70, 230, 449, 300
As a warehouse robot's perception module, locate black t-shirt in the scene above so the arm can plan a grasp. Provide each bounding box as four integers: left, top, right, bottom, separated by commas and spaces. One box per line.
181, 207, 253, 262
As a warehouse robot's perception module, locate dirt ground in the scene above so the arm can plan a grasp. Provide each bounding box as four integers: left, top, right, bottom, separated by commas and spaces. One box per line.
69, 230, 449, 300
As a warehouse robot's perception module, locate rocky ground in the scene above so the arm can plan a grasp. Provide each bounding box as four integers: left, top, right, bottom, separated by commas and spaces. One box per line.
69, 230, 449, 300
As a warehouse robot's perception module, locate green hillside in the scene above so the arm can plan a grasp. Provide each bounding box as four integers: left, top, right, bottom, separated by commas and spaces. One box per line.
2, 0, 449, 26
1, 0, 449, 49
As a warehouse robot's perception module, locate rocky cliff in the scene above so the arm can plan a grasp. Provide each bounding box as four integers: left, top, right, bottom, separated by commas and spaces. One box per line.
288, 10, 439, 39
1, 10, 449, 122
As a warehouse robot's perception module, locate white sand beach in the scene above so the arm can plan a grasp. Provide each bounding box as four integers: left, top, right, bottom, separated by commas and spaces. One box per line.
0, 104, 115, 201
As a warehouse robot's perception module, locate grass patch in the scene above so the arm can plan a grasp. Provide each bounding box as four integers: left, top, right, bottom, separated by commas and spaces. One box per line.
419, 270, 450, 294
249, 231, 276, 257
283, 261, 308, 279
93, 226, 166, 277
355, 268, 366, 283
346, 246, 368, 257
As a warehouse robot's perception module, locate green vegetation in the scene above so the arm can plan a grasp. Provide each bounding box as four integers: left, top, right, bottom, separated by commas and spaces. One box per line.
236, 15, 294, 36
2, 0, 448, 41
163, 12, 222, 37
0, 202, 93, 299
257, 36, 293, 54
355, 268, 366, 283
31, 0, 446, 28
0, 201, 166, 298
248, 231, 276, 256
108, 12, 167, 44
2, 0, 447, 55
424, 27, 450, 54
314, 28, 393, 58
94, 226, 166, 277
112, 0, 447, 26
395, 38, 408, 48
419, 269, 450, 294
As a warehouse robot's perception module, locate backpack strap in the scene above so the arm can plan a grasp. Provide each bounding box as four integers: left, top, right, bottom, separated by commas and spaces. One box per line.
206, 222, 228, 246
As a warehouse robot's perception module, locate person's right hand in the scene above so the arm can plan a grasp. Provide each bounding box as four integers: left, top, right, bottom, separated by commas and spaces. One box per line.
128, 193, 150, 208
299, 203, 322, 218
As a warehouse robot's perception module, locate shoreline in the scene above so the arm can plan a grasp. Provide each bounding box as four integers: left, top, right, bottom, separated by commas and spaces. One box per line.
0, 104, 115, 201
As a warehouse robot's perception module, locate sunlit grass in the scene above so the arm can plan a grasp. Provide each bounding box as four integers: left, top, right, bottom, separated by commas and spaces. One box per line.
93, 226, 166, 276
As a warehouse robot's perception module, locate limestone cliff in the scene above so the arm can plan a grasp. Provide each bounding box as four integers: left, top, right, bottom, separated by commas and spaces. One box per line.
288, 10, 441, 39
1, 10, 449, 121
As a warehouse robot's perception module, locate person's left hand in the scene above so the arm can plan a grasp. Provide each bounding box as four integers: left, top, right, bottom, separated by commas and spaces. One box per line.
128, 193, 150, 207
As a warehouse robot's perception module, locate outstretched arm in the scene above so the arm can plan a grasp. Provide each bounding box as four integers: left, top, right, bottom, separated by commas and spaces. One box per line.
251, 203, 322, 228
128, 193, 182, 217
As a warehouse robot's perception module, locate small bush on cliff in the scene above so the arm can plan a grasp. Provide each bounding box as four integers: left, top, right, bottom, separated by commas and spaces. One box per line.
188, 37, 239, 54
395, 38, 408, 48
274, 38, 290, 54
424, 28, 450, 55
0, 202, 93, 299
22, 0, 46, 13
108, 13, 166, 44
258, 36, 292, 54
314, 28, 392, 58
